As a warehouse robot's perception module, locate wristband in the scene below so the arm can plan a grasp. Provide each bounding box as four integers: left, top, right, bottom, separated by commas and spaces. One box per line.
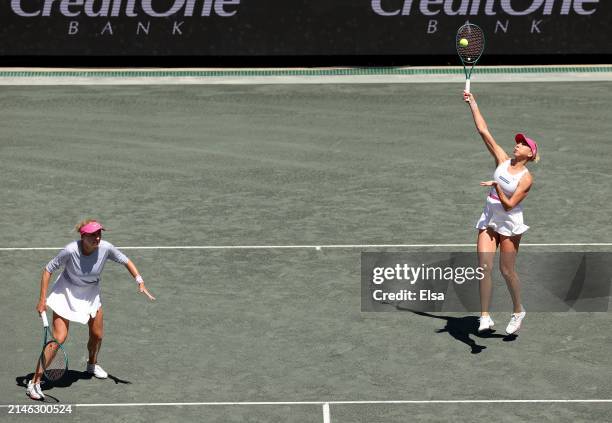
135, 275, 144, 284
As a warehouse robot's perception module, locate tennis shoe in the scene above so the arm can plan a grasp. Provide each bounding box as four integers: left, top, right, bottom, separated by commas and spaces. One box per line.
478, 315, 494, 332
26, 380, 44, 400
87, 363, 108, 379
506, 307, 526, 335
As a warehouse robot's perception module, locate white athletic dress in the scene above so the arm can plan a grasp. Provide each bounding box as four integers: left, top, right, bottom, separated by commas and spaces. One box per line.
475, 159, 530, 236
45, 240, 129, 324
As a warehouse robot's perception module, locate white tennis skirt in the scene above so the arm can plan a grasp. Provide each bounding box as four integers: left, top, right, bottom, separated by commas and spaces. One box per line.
46, 276, 101, 324
475, 197, 529, 237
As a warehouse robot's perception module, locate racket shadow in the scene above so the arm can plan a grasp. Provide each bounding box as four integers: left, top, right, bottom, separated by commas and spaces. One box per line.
107, 373, 132, 385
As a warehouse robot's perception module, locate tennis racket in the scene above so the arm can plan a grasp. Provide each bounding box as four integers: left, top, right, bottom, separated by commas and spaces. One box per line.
39, 312, 68, 382
456, 23, 485, 93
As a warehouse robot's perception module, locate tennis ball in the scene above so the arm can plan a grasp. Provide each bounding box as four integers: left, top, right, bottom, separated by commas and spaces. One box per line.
459, 38, 469, 47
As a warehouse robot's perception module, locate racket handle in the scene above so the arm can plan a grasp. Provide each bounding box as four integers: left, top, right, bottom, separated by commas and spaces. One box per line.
41, 312, 49, 328
465, 78, 471, 94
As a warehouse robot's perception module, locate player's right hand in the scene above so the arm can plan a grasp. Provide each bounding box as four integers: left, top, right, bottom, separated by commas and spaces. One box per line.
463, 91, 475, 103
36, 299, 47, 314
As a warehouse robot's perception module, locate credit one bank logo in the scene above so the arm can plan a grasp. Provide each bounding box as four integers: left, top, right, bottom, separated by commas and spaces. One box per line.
372, 0, 599, 16
10, 0, 240, 17
371, 0, 600, 34
9, 0, 241, 35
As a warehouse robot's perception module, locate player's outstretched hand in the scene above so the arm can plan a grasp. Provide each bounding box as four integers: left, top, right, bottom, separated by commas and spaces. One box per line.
138, 283, 156, 301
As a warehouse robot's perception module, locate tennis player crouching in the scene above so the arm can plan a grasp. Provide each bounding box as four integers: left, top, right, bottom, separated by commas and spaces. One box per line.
464, 91, 539, 336
26, 219, 155, 400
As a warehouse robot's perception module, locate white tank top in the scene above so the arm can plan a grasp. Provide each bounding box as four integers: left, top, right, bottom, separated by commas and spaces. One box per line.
490, 160, 529, 200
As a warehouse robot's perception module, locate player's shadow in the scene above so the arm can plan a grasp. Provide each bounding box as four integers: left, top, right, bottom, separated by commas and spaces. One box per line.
17, 370, 91, 390
17, 370, 131, 395
400, 309, 517, 354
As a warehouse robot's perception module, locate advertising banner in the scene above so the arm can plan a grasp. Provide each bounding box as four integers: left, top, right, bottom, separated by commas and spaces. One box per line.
1, 0, 611, 56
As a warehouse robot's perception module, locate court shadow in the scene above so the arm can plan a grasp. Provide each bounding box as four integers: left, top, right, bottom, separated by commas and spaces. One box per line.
400, 309, 516, 354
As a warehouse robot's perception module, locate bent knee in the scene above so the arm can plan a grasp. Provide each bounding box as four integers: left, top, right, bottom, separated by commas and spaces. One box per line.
478, 262, 494, 277
89, 330, 104, 341
499, 266, 517, 279
54, 333, 69, 344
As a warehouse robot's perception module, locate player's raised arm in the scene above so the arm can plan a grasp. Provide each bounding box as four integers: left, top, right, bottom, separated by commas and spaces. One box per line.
464, 91, 510, 166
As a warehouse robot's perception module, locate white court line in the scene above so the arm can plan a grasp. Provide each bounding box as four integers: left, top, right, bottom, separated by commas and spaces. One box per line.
3, 399, 611, 408
1, 243, 612, 251
323, 402, 331, 423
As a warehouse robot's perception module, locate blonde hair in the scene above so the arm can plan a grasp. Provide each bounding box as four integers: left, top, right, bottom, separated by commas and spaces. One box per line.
74, 218, 99, 233
532, 152, 541, 163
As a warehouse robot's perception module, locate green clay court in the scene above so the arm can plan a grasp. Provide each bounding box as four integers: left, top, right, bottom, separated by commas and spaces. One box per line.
1, 69, 611, 422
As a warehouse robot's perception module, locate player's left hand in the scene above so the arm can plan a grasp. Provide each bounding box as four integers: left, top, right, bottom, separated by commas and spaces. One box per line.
480, 180, 497, 187
138, 283, 156, 301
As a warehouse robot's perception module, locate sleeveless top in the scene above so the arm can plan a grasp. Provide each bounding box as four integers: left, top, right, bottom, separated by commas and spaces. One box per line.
489, 160, 529, 202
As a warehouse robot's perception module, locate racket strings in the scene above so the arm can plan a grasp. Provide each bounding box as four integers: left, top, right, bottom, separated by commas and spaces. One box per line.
456, 24, 484, 64
41, 341, 67, 381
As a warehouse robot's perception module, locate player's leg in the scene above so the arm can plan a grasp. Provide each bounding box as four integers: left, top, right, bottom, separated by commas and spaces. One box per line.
477, 228, 499, 331
499, 235, 526, 334
477, 228, 498, 316
499, 234, 522, 313
28, 313, 69, 399
32, 313, 69, 384
87, 307, 108, 378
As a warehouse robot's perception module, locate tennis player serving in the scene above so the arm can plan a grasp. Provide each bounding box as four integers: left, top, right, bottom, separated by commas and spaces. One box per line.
26, 219, 155, 400
463, 91, 539, 336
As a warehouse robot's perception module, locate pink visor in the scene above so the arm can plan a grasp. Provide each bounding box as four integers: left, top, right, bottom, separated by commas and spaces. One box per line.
515, 133, 538, 158
79, 221, 105, 235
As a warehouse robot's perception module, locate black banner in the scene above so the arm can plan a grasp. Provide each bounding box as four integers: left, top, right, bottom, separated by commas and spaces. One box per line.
361, 252, 612, 312
1, 0, 611, 56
